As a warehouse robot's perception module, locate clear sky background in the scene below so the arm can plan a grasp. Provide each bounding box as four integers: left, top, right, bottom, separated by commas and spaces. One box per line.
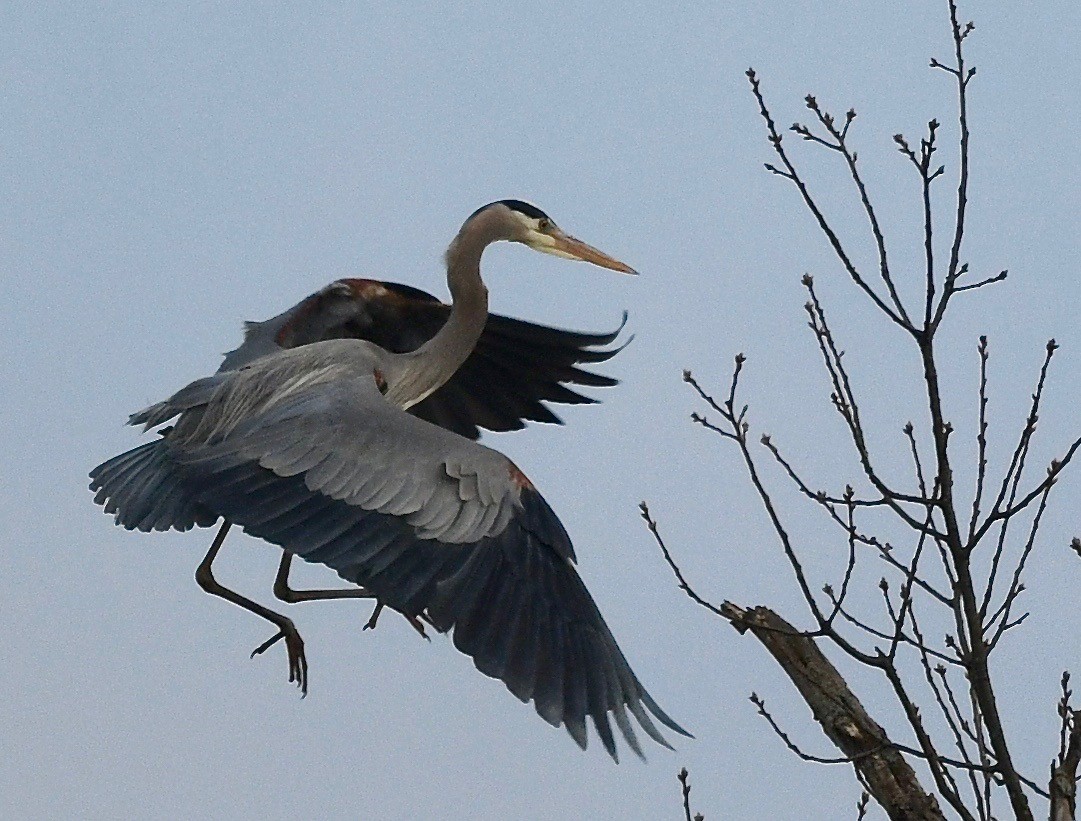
3, 2, 1079, 819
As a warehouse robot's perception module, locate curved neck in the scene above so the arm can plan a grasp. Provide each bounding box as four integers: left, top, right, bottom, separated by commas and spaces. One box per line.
384, 212, 498, 408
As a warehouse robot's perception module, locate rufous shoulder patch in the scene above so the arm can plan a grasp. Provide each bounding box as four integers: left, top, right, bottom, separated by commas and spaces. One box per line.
340, 278, 393, 300
373, 368, 388, 394
275, 294, 322, 347
507, 462, 534, 490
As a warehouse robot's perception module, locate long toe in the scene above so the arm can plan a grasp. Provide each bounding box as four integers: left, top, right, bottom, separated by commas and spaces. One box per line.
285, 628, 308, 696
251, 630, 285, 658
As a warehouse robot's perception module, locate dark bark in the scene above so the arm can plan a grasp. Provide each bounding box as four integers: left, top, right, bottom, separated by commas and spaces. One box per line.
722, 603, 946, 821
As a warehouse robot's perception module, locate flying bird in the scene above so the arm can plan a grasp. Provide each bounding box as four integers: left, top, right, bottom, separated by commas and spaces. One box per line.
217, 273, 628, 609
90, 200, 688, 760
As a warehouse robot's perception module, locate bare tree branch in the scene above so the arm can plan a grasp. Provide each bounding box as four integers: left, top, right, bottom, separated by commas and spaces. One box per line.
747, 69, 913, 332
678, 767, 705, 821
798, 96, 911, 325
857, 791, 871, 820
968, 336, 990, 544
1050, 672, 1081, 821
953, 271, 1007, 293
639, 502, 725, 619
664, 3, 1071, 818
722, 604, 949, 820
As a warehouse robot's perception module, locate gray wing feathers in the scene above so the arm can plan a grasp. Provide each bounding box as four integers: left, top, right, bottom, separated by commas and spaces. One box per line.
176, 374, 521, 545
89, 349, 689, 760
185, 451, 687, 760
129, 374, 226, 430
219, 313, 294, 372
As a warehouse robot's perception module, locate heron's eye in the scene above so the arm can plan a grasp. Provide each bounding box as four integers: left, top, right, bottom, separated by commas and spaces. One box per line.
537, 218, 552, 231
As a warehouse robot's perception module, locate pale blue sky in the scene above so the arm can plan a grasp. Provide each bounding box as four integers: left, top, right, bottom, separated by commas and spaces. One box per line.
3, 2, 1079, 818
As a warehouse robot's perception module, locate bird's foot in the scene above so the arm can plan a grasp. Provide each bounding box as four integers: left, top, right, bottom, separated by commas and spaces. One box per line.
362, 602, 430, 641
363, 602, 385, 631
251, 620, 308, 696
406, 614, 430, 641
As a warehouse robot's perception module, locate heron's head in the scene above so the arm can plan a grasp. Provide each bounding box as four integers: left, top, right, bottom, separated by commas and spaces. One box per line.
466, 199, 637, 274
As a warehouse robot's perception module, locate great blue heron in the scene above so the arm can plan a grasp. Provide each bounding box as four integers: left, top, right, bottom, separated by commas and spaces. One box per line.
90, 200, 688, 760
217, 274, 628, 612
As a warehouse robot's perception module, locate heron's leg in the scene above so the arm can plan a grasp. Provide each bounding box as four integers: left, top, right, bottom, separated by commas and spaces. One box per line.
195, 521, 308, 696
363, 602, 385, 630
274, 552, 430, 640
271, 551, 378, 603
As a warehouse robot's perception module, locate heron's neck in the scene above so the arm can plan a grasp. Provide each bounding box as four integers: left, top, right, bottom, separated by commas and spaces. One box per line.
384, 221, 494, 408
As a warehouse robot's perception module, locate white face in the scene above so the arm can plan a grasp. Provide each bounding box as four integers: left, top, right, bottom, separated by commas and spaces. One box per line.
508, 210, 581, 259
507, 207, 638, 274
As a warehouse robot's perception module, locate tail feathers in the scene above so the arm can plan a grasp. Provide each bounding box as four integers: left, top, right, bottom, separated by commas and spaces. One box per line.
89, 441, 217, 532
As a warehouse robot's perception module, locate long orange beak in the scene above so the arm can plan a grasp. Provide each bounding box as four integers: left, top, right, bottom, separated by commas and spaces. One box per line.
544, 229, 638, 275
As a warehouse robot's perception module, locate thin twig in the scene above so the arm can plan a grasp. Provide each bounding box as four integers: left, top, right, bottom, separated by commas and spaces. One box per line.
801, 97, 911, 325
639, 502, 725, 619
688, 364, 883, 666
678, 767, 704, 821
954, 271, 1007, 292
747, 69, 912, 331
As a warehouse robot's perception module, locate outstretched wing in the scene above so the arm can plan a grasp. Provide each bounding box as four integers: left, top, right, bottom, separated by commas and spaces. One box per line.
219, 278, 628, 439
166, 372, 686, 760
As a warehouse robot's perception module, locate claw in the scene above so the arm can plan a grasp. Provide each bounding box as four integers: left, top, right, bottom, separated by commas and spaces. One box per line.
250, 621, 308, 696
363, 602, 430, 641
252, 631, 285, 657
406, 614, 430, 641
284, 627, 308, 697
